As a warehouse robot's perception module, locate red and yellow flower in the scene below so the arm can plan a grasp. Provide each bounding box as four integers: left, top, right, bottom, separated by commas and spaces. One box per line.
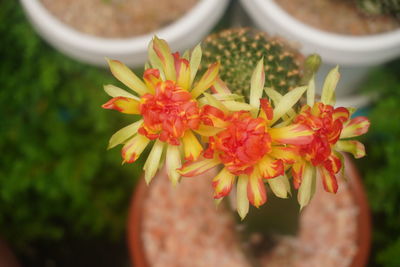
290, 67, 370, 208
179, 59, 314, 219
102, 36, 221, 185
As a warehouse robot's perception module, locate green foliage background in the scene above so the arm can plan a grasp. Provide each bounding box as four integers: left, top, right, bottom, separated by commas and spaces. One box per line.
0, 1, 144, 249
359, 61, 400, 267
1, 1, 400, 266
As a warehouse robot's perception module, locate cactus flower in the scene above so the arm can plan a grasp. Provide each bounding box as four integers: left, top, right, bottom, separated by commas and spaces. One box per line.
102, 37, 221, 185
292, 67, 370, 209
180, 59, 314, 219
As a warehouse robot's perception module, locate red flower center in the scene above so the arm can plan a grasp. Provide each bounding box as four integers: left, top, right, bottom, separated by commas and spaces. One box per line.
295, 102, 348, 166
206, 111, 271, 175
139, 80, 200, 145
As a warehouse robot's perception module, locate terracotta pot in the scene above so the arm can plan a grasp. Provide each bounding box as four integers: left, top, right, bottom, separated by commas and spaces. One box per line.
0, 238, 21, 267
127, 155, 371, 267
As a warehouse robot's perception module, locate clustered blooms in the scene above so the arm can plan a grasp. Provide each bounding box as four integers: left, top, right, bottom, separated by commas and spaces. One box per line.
102, 37, 370, 219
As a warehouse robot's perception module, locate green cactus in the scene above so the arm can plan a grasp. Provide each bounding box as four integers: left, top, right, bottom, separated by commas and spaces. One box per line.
200, 28, 303, 99
357, 0, 400, 19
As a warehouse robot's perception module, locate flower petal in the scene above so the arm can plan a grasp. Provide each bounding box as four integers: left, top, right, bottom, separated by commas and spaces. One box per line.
318, 166, 338, 193
212, 168, 236, 199
269, 124, 313, 145
143, 68, 161, 93
321, 66, 339, 106
152, 36, 176, 81
203, 93, 229, 113
121, 134, 150, 163
335, 140, 366, 159
257, 156, 284, 179
211, 78, 231, 94
108, 120, 143, 149
178, 157, 220, 177
340, 116, 370, 138
182, 130, 203, 161
143, 139, 165, 184
306, 75, 315, 106
269, 146, 298, 164
201, 105, 229, 128
193, 124, 224, 137
249, 58, 265, 114
247, 168, 267, 208
292, 160, 306, 189
267, 174, 291, 199
237, 174, 249, 220
102, 96, 140, 114
107, 59, 149, 96
297, 164, 316, 210
166, 144, 182, 186
223, 101, 255, 112
191, 62, 219, 99
271, 86, 307, 124
174, 52, 191, 90
189, 43, 202, 86
103, 84, 138, 99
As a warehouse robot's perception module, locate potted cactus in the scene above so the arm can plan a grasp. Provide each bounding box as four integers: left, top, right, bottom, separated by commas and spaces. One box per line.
101, 29, 371, 266
239, 0, 400, 108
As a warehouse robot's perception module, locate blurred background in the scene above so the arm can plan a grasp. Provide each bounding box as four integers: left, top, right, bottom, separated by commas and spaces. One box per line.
1, 0, 400, 266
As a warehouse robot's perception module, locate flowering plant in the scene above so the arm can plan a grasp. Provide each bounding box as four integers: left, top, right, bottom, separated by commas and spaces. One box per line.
102, 36, 370, 219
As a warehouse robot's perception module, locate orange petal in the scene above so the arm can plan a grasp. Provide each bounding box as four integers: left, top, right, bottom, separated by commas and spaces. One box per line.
212, 168, 236, 199
269, 124, 313, 145
247, 169, 267, 208
323, 153, 342, 174
257, 155, 284, 179
318, 166, 338, 193
102, 96, 140, 114
332, 107, 350, 123
259, 98, 274, 121
340, 116, 370, 138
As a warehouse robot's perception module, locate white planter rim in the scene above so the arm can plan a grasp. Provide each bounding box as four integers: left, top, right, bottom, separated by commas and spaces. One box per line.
253, 0, 400, 52
20, 0, 221, 53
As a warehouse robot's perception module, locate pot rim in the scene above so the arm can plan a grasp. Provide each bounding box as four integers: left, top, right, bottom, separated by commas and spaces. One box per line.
246, 0, 400, 51
127, 155, 371, 267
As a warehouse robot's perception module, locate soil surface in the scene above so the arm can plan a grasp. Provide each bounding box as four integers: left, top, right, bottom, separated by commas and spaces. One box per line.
40, 0, 198, 38
141, 168, 359, 267
274, 0, 399, 35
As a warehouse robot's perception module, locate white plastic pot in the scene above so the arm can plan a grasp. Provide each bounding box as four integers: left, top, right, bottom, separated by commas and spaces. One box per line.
20, 0, 230, 67
239, 0, 400, 104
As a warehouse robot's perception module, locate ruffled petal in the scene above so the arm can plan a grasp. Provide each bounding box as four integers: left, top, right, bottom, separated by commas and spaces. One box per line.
102, 96, 140, 114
